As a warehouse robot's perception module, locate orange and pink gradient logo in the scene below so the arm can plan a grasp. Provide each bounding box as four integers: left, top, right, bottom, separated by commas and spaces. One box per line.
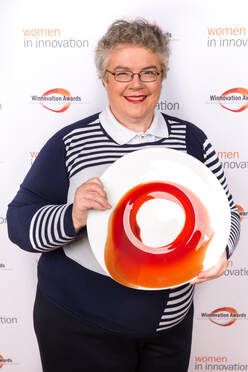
209, 307, 238, 326
236, 204, 247, 221
41, 88, 71, 113
220, 88, 248, 112
0, 355, 3, 368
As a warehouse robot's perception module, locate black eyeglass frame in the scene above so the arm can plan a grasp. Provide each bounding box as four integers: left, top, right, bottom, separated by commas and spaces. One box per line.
105, 69, 163, 82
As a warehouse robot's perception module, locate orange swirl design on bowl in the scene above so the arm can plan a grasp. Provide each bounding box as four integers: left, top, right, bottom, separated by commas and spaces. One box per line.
105, 181, 213, 289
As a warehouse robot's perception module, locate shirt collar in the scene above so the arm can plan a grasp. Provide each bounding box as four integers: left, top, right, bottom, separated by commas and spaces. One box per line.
99, 106, 169, 145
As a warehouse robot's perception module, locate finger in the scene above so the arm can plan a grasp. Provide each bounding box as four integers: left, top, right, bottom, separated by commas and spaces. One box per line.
74, 199, 110, 219
86, 177, 106, 190
190, 272, 213, 284
76, 182, 111, 206
192, 271, 217, 284
72, 198, 109, 232
190, 268, 217, 284
82, 193, 112, 209
191, 251, 228, 284
190, 278, 208, 285
84, 179, 109, 199
87, 177, 104, 185
85, 185, 108, 199
83, 198, 111, 211
190, 265, 227, 285
190, 277, 207, 285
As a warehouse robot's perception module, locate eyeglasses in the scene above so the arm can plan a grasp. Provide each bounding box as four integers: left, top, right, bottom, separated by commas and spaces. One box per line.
105, 69, 163, 82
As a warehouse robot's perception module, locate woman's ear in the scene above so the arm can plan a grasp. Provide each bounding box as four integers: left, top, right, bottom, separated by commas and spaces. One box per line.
102, 71, 108, 87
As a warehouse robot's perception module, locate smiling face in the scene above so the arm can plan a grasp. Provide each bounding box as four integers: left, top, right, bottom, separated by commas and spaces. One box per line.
103, 44, 163, 132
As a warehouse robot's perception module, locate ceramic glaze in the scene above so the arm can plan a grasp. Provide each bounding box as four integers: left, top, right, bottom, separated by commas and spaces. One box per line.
104, 181, 213, 288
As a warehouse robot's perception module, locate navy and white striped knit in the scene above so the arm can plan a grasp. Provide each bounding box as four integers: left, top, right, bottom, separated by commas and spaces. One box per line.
7, 111, 240, 336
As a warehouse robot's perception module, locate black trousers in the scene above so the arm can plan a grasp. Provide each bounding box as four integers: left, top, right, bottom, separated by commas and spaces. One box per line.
33, 288, 193, 372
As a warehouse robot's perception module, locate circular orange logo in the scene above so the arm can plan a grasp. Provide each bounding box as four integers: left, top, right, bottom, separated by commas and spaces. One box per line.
236, 204, 244, 221
220, 88, 248, 112
209, 307, 238, 326
41, 88, 72, 113
0, 355, 4, 368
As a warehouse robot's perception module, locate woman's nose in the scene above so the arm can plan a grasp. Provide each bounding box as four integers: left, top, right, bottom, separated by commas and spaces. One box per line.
128, 74, 144, 89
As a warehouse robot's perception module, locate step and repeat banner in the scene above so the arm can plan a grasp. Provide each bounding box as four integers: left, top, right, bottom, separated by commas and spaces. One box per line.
1, 0, 247, 370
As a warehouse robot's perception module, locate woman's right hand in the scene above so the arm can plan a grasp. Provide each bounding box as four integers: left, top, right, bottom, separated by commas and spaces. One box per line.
72, 177, 111, 233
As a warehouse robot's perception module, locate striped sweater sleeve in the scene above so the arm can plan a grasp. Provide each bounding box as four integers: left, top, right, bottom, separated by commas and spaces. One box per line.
203, 139, 240, 258
7, 129, 78, 253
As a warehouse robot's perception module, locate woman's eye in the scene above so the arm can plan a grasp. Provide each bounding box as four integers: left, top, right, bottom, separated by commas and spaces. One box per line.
143, 71, 156, 76
117, 72, 129, 77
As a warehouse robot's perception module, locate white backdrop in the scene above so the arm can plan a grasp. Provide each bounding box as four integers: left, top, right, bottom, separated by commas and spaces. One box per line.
1, 0, 247, 370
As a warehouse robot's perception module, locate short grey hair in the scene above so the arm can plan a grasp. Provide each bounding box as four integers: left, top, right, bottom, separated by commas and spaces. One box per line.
95, 18, 170, 80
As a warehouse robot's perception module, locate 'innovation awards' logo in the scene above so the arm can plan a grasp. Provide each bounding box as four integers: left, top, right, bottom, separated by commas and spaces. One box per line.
200, 307, 247, 327
210, 88, 248, 112
201, 307, 246, 326
0, 355, 13, 368
31, 88, 83, 113
236, 204, 248, 221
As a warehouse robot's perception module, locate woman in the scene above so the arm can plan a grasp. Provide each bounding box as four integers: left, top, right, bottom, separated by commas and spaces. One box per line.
7, 19, 240, 372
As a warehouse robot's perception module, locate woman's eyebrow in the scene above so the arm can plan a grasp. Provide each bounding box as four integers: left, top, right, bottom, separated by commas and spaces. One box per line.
113, 65, 158, 71
141, 65, 158, 70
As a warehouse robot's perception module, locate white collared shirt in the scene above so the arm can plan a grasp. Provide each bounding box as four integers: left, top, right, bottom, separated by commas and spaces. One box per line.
99, 106, 169, 145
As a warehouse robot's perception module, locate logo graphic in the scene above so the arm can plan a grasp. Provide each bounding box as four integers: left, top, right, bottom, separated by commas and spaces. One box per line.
200, 307, 247, 326
236, 204, 248, 220
209, 88, 248, 112
209, 307, 238, 326
0, 355, 13, 368
41, 88, 71, 113
219, 88, 248, 112
31, 88, 85, 113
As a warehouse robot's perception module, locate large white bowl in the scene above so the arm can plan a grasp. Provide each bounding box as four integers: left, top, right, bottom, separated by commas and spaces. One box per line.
87, 148, 231, 290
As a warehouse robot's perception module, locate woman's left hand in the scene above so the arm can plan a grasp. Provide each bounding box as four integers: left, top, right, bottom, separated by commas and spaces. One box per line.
190, 251, 228, 285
